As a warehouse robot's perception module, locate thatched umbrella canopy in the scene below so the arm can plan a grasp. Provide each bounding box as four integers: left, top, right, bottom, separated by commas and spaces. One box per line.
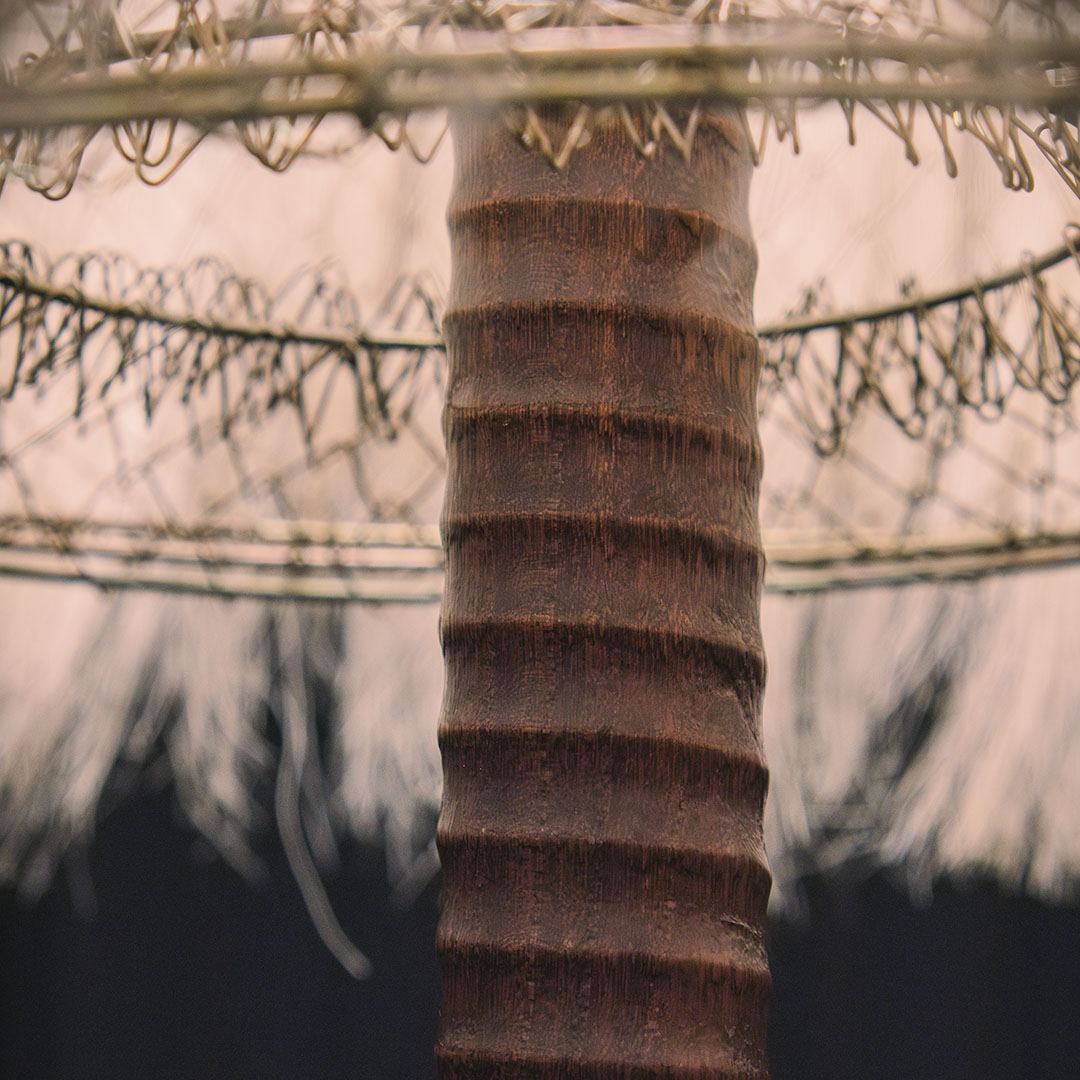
1, 0, 1079, 1002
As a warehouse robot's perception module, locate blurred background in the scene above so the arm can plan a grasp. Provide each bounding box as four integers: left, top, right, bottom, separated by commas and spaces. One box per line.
2, 3, 1079, 1078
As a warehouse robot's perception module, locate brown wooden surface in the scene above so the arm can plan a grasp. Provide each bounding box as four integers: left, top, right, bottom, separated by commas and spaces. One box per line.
437, 110, 771, 1079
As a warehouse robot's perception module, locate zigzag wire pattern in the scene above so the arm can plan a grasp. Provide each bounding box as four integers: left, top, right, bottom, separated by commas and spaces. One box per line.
2, 226, 1080, 596
2, 1, 1080, 190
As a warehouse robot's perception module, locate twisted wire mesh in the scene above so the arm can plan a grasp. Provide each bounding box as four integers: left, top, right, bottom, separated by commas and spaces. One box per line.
0, 238, 448, 598
3, 223, 1080, 599
3, 1, 1080, 191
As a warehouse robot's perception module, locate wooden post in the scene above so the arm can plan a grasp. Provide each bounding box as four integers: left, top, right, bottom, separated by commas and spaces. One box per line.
437, 109, 771, 1078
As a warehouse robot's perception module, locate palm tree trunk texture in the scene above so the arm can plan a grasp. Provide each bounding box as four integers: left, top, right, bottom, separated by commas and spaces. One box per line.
437, 109, 771, 1079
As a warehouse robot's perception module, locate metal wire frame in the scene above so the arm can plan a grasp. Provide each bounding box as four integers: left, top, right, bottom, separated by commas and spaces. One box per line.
3, 225, 1080, 597
759, 225, 1080, 454
8, 27, 1080, 129
4, 512, 1080, 598
5, 225, 1078, 441
3, 1, 1080, 189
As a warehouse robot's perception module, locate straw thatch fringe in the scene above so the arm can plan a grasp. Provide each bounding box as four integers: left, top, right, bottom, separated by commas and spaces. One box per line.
2, 565, 1078, 918
763, 568, 1080, 909
0, 584, 443, 911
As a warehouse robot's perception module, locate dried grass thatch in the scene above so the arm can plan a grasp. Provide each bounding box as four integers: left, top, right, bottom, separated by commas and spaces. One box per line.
2, 564, 1078, 928
2, 77, 1078, 954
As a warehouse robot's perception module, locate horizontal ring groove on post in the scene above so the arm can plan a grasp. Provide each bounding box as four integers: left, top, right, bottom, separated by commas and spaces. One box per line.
443, 403, 762, 475
447, 180, 758, 333
447, 195, 755, 258
439, 615, 766, 683
440, 786, 766, 866
438, 947, 770, 1077
435, 828, 770, 875
442, 509, 764, 581
441, 664, 764, 763
438, 943, 772, 1034
437, 937, 771, 990
447, 196, 739, 233
442, 298, 762, 359
437, 887, 768, 973
442, 554, 763, 635
438, 725, 768, 802
436, 1046, 764, 1080
442, 511, 753, 551
445, 507, 763, 571
435, 831, 772, 926
438, 946, 771, 1043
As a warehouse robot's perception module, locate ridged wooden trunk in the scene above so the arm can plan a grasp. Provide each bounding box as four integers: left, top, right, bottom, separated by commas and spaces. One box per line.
437, 110, 771, 1079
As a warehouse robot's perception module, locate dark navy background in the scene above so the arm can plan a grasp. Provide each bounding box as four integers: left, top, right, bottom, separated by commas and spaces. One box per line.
3, 772, 1078, 1080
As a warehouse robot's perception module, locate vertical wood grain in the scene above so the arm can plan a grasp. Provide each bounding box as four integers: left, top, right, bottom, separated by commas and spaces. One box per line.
437, 110, 771, 1079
